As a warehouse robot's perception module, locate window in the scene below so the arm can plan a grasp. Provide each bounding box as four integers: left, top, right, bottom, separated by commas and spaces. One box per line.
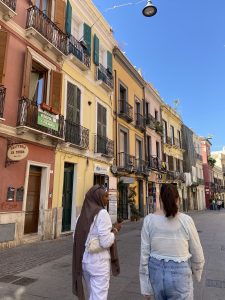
29, 61, 48, 106
23, 49, 62, 114
97, 103, 107, 137
136, 139, 142, 159
146, 102, 150, 116
177, 130, 181, 147
170, 125, 175, 145
168, 156, 174, 171
162, 120, 167, 143
156, 141, 160, 159
147, 136, 152, 161
66, 82, 81, 124
155, 110, 158, 121
135, 101, 141, 114
99, 46, 107, 67
119, 130, 128, 154
36, 0, 51, 16
119, 84, 127, 101
71, 18, 82, 40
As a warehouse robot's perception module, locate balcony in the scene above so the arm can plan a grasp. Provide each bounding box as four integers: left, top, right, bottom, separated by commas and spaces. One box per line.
68, 35, 91, 71
118, 100, 133, 123
25, 6, 68, 60
135, 113, 145, 131
148, 155, 161, 171
197, 178, 205, 185
118, 152, 136, 173
65, 120, 89, 149
146, 114, 156, 129
95, 135, 114, 158
0, 85, 6, 120
0, 0, 16, 21
167, 170, 176, 181
155, 121, 164, 136
135, 158, 148, 175
96, 64, 113, 91
174, 137, 182, 149
17, 97, 64, 140
196, 153, 202, 161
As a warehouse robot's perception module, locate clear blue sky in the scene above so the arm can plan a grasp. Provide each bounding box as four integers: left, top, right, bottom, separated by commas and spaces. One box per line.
93, 0, 225, 151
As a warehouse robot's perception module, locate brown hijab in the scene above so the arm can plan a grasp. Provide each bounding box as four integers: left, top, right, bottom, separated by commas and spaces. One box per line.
72, 185, 120, 300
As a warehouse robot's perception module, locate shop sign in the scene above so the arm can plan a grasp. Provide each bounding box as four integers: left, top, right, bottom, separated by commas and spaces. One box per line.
37, 110, 59, 131
94, 164, 109, 174
120, 177, 135, 184
108, 193, 117, 223
7, 144, 29, 161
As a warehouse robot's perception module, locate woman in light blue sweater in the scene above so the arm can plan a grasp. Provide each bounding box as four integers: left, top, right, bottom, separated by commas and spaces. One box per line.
140, 184, 205, 300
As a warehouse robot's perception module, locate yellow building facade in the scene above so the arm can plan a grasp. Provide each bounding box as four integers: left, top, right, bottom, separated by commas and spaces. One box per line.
161, 104, 186, 207
52, 0, 117, 236
112, 47, 147, 220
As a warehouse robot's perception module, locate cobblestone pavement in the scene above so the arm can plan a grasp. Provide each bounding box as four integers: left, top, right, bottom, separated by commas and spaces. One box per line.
0, 210, 225, 299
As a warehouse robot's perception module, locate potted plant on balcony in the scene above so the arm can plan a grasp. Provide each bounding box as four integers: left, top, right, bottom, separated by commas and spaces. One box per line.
155, 121, 164, 135
128, 186, 140, 221
208, 156, 216, 168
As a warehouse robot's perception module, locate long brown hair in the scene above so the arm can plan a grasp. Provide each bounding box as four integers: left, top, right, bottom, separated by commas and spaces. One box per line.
160, 184, 179, 218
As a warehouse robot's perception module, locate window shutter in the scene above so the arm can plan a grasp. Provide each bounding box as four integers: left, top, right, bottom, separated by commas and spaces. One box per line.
93, 34, 99, 65
55, 0, 66, 32
83, 23, 92, 55
49, 70, 62, 114
107, 51, 112, 74
22, 49, 32, 98
65, 0, 72, 35
0, 31, 9, 84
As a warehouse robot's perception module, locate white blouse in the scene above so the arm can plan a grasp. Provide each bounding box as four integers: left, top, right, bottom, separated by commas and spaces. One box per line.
82, 209, 115, 263
139, 213, 205, 295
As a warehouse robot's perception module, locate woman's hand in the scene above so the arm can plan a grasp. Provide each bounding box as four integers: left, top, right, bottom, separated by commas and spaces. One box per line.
112, 222, 122, 234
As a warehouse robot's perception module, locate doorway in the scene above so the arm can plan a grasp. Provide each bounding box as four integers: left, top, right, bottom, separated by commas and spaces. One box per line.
24, 166, 42, 234
138, 180, 144, 217
118, 183, 128, 220
62, 163, 74, 232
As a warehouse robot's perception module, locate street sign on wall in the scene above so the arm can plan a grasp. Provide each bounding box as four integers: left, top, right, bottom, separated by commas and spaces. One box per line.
37, 110, 59, 131
7, 144, 29, 161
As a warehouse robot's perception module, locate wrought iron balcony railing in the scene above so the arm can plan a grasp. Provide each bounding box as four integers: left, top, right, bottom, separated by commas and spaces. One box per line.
96, 64, 113, 89
0, 85, 6, 119
135, 158, 148, 175
17, 97, 64, 139
145, 114, 156, 129
196, 153, 202, 161
135, 113, 145, 131
118, 152, 136, 172
147, 155, 161, 171
65, 120, 89, 149
174, 137, 182, 148
118, 100, 133, 122
1, 0, 16, 11
95, 134, 114, 157
26, 6, 68, 55
68, 35, 91, 69
197, 178, 205, 185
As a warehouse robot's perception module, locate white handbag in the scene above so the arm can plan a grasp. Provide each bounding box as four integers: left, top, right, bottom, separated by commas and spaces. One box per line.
86, 213, 104, 254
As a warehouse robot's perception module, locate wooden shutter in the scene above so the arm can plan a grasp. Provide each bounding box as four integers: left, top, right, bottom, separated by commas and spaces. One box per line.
107, 51, 112, 74
0, 31, 9, 84
65, 0, 72, 35
66, 82, 80, 124
93, 34, 99, 65
97, 103, 106, 137
83, 23, 92, 55
55, 0, 66, 32
49, 70, 62, 114
22, 49, 32, 98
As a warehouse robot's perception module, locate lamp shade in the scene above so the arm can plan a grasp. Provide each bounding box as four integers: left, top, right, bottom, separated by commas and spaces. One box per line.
142, 0, 157, 17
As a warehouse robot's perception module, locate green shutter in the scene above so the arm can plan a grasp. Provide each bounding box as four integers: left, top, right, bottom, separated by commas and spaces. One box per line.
83, 23, 92, 55
93, 34, 99, 65
107, 51, 112, 74
65, 0, 72, 35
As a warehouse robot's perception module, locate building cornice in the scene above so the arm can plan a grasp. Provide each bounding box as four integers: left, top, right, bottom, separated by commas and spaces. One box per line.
113, 47, 146, 88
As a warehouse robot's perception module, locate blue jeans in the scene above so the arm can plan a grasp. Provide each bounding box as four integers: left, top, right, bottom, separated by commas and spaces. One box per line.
148, 257, 193, 300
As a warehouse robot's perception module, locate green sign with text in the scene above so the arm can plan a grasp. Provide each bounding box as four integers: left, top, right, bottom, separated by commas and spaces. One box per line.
37, 111, 59, 131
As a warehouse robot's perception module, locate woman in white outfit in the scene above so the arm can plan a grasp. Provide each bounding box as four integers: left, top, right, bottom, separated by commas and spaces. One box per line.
72, 185, 121, 300
140, 184, 205, 300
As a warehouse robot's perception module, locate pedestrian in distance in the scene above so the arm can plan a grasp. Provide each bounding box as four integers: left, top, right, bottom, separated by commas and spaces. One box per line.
140, 183, 205, 300
72, 185, 121, 300
212, 199, 216, 210
217, 199, 222, 211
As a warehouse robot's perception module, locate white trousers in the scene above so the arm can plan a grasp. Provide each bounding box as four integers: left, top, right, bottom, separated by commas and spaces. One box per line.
82, 259, 111, 300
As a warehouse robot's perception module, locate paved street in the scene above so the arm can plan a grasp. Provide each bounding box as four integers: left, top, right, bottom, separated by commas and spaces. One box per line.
1, 210, 225, 300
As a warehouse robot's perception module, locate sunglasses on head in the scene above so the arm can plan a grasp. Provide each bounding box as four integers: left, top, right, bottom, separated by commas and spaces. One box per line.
92, 185, 107, 193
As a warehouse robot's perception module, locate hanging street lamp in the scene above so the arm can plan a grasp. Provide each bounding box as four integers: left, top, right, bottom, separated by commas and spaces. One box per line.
142, 0, 157, 17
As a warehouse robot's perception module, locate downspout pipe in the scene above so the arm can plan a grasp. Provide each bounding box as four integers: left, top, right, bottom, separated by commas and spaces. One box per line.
143, 85, 149, 215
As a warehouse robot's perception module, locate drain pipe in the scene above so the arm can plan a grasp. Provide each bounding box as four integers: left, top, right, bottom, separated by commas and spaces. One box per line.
143, 85, 149, 215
